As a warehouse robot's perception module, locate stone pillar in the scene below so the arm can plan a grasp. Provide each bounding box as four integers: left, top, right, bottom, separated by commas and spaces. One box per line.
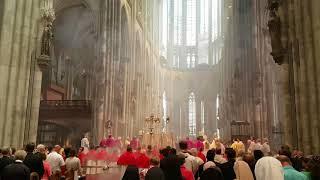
0, 0, 42, 148
310, 0, 320, 153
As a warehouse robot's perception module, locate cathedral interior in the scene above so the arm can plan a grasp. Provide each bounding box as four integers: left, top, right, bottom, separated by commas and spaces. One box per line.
0, 0, 320, 154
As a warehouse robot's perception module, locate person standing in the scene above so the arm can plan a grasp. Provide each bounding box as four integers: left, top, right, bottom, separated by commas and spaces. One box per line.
1, 150, 30, 180
47, 145, 65, 180
122, 165, 140, 180
40, 153, 51, 180
0, 147, 14, 174
277, 155, 307, 180
216, 148, 236, 180
65, 149, 82, 180
117, 146, 136, 166
178, 154, 195, 180
255, 156, 284, 180
261, 138, 271, 156
233, 160, 254, 180
178, 141, 201, 174
81, 134, 90, 153
145, 157, 165, 180
24, 143, 44, 178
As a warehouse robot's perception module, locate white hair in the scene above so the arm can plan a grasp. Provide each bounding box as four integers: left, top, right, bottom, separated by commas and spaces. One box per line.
15, 150, 27, 161
37, 144, 46, 153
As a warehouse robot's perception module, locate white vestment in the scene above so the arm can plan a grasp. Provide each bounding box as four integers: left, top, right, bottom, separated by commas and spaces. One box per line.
254, 156, 284, 180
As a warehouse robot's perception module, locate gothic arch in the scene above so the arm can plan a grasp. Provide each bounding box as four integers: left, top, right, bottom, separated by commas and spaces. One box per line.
54, 0, 97, 37
51, 0, 97, 101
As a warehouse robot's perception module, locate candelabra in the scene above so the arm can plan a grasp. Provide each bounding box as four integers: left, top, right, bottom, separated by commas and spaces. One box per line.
145, 114, 160, 135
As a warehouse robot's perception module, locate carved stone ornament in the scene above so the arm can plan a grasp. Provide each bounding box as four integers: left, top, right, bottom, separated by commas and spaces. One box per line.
37, 54, 50, 72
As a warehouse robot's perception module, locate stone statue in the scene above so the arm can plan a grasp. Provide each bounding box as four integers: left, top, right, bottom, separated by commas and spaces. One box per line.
268, 0, 285, 64
41, 23, 53, 56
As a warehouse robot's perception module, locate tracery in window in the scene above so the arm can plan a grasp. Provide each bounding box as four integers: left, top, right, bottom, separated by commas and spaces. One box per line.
187, 54, 196, 68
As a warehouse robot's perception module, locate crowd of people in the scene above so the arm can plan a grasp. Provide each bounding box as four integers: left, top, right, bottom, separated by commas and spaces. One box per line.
118, 136, 320, 180
0, 135, 319, 180
0, 143, 82, 180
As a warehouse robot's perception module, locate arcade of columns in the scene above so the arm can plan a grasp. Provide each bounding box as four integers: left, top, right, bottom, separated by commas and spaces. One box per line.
1, 0, 319, 154
218, 0, 320, 154
0, 0, 164, 147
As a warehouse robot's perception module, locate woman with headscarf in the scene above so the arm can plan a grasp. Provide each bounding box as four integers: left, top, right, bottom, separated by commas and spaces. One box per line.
234, 160, 254, 180
122, 165, 140, 180
254, 156, 284, 180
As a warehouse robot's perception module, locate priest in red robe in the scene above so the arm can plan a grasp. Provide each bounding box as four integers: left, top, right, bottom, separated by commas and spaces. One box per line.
130, 137, 141, 150
195, 137, 204, 151
117, 146, 136, 166
135, 149, 150, 168
186, 137, 194, 150
96, 147, 108, 161
99, 136, 108, 148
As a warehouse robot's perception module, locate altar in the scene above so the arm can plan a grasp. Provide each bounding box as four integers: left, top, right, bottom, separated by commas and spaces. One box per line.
140, 114, 175, 148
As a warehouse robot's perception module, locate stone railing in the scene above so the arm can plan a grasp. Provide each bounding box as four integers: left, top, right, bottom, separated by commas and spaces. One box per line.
40, 100, 92, 112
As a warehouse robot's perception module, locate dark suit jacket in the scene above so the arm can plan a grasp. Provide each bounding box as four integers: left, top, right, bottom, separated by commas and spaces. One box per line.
216, 159, 236, 180
145, 167, 166, 180
160, 155, 183, 180
0, 156, 14, 173
1, 161, 30, 180
23, 152, 44, 178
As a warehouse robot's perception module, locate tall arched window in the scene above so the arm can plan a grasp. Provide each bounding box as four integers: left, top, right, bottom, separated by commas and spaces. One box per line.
163, 91, 168, 131
200, 0, 209, 34
188, 92, 196, 136
186, 0, 196, 46
201, 101, 205, 133
174, 0, 183, 45
187, 54, 196, 68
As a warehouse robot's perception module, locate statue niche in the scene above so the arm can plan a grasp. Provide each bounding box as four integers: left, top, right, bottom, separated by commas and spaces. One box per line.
41, 23, 54, 56
267, 0, 286, 65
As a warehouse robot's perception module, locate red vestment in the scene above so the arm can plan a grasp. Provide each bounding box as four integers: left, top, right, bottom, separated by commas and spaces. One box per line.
117, 151, 136, 166
197, 151, 206, 163
135, 152, 150, 168
100, 139, 107, 147
86, 150, 98, 161
195, 140, 204, 151
96, 149, 108, 160
180, 165, 195, 180
78, 152, 86, 165
187, 140, 194, 149
130, 139, 141, 150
